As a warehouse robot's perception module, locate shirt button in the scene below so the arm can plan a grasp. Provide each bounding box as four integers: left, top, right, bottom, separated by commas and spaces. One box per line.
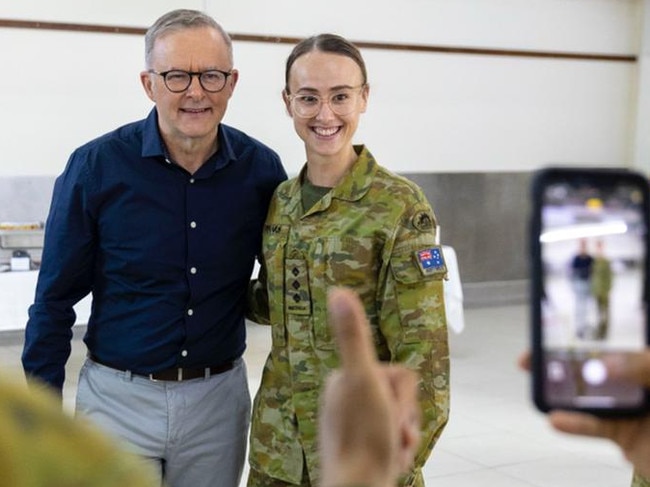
190, 267, 197, 274
181, 350, 188, 357
189, 178, 195, 184
187, 309, 194, 316
190, 221, 197, 229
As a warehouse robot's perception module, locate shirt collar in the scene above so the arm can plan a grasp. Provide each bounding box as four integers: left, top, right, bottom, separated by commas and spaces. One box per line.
141, 108, 165, 159
140, 108, 236, 174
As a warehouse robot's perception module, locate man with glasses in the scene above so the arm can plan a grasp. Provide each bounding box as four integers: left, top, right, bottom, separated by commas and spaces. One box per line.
22, 9, 286, 487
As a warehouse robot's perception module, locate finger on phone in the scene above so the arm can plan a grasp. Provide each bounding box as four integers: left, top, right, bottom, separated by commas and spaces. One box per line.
518, 351, 531, 371
549, 411, 613, 439
604, 352, 650, 388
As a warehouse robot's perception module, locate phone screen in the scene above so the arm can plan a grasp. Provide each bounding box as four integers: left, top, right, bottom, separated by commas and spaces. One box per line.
532, 168, 650, 413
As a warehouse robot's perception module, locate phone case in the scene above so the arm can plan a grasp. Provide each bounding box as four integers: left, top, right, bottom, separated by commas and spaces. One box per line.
530, 167, 650, 416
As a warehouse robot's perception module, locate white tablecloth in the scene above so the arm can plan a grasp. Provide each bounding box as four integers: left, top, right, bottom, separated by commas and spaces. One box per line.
442, 245, 464, 334
0, 270, 91, 332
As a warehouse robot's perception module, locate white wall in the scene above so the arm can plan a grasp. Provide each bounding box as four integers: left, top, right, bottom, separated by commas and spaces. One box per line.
0, 0, 643, 176
0, 0, 201, 25
210, 0, 640, 54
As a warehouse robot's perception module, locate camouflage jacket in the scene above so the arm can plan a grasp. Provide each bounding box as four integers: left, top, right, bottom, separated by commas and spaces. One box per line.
633, 473, 650, 487
0, 378, 156, 487
248, 145, 450, 486
590, 256, 612, 298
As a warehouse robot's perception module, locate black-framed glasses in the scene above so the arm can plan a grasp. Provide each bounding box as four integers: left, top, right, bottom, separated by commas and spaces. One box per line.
148, 69, 232, 93
286, 85, 366, 118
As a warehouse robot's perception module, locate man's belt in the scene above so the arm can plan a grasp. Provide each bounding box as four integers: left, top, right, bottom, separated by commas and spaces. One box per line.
88, 353, 234, 381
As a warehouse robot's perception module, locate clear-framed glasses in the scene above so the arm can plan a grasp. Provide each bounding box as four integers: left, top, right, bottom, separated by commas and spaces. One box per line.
287, 85, 366, 118
148, 69, 232, 93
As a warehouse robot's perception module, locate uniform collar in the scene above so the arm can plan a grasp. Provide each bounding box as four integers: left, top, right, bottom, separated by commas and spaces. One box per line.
329, 144, 377, 203
278, 145, 377, 218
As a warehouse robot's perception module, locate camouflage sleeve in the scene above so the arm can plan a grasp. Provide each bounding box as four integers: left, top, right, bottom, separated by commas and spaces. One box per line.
377, 199, 450, 485
632, 472, 650, 487
0, 378, 157, 487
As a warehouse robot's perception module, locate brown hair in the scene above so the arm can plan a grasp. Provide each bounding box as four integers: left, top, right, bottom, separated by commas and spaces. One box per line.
284, 33, 368, 93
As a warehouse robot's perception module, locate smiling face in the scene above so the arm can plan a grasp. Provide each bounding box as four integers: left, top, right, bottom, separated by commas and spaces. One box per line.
284, 50, 368, 166
140, 26, 238, 150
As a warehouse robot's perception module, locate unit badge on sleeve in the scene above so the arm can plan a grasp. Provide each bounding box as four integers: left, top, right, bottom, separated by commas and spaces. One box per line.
412, 211, 434, 232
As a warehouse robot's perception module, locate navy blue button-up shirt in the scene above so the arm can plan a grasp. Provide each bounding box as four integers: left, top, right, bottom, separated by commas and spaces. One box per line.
22, 109, 287, 392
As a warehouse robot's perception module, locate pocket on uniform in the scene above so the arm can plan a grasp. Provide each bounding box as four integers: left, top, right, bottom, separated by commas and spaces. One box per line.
391, 246, 447, 284
262, 224, 290, 347
311, 237, 378, 349
390, 248, 446, 344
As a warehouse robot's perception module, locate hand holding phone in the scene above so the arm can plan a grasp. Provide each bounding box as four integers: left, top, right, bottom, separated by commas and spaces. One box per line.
530, 167, 650, 415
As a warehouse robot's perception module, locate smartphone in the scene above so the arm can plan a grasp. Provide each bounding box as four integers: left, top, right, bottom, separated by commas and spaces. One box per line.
530, 167, 650, 415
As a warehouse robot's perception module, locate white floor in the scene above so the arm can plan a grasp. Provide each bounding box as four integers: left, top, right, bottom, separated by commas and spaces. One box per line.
0, 304, 635, 486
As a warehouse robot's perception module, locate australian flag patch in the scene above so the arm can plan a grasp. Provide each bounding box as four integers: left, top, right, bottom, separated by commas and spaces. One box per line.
415, 246, 447, 277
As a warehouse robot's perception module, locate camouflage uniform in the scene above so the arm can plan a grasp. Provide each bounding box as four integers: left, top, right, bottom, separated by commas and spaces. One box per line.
0, 377, 156, 487
590, 255, 612, 339
247, 145, 450, 487
633, 473, 650, 487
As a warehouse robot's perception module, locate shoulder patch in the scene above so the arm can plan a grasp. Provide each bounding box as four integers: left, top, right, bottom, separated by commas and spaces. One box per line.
415, 246, 447, 277
412, 211, 434, 232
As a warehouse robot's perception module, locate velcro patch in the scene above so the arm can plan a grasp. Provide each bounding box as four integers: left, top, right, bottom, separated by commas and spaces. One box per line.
415, 246, 447, 277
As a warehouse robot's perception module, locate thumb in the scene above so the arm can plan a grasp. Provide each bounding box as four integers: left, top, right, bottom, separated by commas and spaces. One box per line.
327, 287, 377, 372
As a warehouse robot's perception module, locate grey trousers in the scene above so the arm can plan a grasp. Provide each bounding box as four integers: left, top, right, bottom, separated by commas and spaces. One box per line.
76, 356, 251, 487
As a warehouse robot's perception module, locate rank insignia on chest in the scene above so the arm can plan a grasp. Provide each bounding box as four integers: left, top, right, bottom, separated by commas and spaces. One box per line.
415, 246, 447, 276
